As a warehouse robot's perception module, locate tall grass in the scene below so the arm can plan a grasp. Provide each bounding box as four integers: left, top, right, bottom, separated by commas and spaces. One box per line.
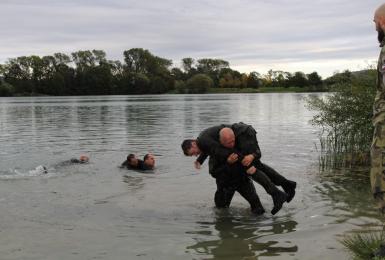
306, 70, 376, 170
341, 230, 385, 260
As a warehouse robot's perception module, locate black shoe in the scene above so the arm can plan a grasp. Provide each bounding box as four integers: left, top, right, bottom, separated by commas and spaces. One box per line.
282, 180, 296, 203
251, 207, 265, 215
271, 190, 287, 215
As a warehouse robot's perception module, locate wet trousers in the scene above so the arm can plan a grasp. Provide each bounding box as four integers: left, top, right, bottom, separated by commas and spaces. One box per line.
251, 162, 289, 194
214, 178, 263, 210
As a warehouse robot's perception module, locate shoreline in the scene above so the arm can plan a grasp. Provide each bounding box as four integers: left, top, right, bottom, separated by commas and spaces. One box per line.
1, 87, 327, 98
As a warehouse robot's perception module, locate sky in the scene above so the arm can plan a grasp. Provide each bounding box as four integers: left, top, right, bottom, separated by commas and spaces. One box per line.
0, 0, 383, 78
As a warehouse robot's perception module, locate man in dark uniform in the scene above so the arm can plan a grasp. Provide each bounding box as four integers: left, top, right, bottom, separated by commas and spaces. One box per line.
181, 122, 296, 215
208, 153, 265, 215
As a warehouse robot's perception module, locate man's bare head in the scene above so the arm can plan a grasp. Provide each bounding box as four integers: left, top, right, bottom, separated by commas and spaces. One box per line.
375, 4, 385, 18
375, 4, 385, 43
219, 128, 235, 148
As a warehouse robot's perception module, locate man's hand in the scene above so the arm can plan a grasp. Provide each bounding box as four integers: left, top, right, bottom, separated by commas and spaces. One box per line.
242, 154, 255, 167
246, 166, 256, 175
194, 161, 201, 170
227, 153, 238, 164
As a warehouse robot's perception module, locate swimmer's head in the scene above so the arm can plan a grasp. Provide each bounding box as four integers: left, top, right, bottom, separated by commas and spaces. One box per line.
79, 155, 89, 163
143, 153, 155, 169
127, 154, 136, 162
35, 165, 48, 174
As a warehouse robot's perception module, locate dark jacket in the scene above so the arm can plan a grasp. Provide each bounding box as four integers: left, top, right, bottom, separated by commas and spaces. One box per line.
196, 124, 232, 164
121, 159, 149, 170
196, 122, 262, 166
208, 156, 249, 186
231, 122, 261, 160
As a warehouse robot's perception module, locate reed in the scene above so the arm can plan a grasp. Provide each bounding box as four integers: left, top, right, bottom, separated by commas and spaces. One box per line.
306, 69, 375, 170
341, 230, 385, 260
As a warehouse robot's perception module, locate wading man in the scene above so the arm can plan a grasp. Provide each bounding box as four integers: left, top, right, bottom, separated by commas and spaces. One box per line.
181, 122, 296, 215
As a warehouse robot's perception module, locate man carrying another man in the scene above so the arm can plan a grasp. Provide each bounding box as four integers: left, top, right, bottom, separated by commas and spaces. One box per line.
181, 122, 296, 215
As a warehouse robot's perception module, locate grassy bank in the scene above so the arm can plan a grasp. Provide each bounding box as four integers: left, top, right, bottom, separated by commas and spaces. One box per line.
342, 231, 385, 260
206, 86, 317, 94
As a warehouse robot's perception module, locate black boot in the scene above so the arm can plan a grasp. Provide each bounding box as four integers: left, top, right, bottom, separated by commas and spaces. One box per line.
271, 190, 287, 215
251, 206, 265, 215
282, 180, 296, 203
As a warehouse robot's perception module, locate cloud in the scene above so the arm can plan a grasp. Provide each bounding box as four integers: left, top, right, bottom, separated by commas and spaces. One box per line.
0, 0, 382, 77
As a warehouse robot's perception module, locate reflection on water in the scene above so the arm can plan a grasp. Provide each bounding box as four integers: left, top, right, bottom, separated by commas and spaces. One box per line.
187, 211, 298, 259
315, 169, 382, 224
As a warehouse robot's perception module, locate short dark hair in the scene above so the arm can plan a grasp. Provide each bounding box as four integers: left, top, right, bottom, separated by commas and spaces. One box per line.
181, 139, 195, 156
127, 154, 135, 162
143, 154, 150, 161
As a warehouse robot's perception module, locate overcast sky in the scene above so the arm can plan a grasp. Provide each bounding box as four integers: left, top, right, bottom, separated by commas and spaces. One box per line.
0, 0, 383, 77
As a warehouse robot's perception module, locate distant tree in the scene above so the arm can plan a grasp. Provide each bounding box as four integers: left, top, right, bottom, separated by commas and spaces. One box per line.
289, 71, 308, 88
130, 73, 151, 94
71, 50, 96, 69
171, 67, 184, 81
263, 70, 290, 88
4, 57, 33, 94
196, 58, 230, 85
123, 48, 172, 76
92, 50, 107, 65
307, 71, 323, 86
53, 52, 71, 65
0, 49, 332, 96
324, 70, 352, 86
150, 76, 168, 94
219, 72, 241, 88
241, 73, 248, 88
247, 71, 261, 88
185, 73, 213, 93
0, 82, 15, 96
196, 59, 229, 73
174, 80, 187, 93
181, 57, 195, 74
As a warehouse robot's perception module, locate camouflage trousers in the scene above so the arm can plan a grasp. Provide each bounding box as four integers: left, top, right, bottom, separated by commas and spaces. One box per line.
371, 122, 385, 209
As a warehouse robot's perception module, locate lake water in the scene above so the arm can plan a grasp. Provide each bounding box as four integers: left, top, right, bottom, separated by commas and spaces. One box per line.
0, 94, 381, 260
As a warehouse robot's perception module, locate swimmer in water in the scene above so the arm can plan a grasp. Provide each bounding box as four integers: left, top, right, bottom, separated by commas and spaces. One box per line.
121, 153, 155, 170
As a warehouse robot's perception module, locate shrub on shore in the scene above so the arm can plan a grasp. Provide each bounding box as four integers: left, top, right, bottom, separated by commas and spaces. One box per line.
306, 69, 376, 168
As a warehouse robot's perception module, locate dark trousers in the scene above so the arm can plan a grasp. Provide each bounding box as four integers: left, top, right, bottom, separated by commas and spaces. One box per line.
214, 178, 263, 210
250, 162, 288, 194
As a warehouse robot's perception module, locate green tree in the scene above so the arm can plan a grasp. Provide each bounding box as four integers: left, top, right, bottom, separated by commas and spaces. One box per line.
185, 73, 213, 93
171, 67, 184, 81
71, 50, 96, 69
196, 59, 230, 86
247, 71, 261, 88
4, 57, 33, 94
123, 48, 172, 76
0, 82, 15, 96
307, 71, 322, 86
181, 57, 195, 74
174, 80, 187, 93
289, 71, 308, 88
324, 70, 352, 86
219, 72, 241, 88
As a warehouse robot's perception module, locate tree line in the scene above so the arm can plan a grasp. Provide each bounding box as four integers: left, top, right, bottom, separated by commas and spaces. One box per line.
0, 48, 333, 96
